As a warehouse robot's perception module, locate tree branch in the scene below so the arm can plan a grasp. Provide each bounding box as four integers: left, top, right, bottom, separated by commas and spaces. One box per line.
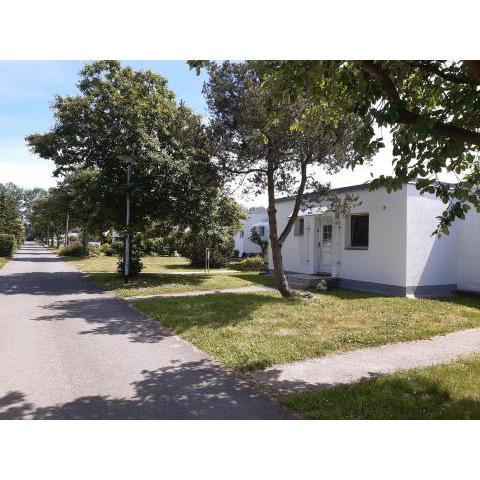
464, 60, 480, 85
358, 60, 480, 147
278, 161, 308, 244
405, 61, 471, 84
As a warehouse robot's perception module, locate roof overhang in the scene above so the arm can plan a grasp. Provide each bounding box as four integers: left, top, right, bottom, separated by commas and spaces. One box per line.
289, 206, 330, 218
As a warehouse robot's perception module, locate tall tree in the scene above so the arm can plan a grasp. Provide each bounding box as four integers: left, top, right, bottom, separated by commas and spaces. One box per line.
271, 60, 480, 233
26, 61, 219, 273
201, 61, 373, 297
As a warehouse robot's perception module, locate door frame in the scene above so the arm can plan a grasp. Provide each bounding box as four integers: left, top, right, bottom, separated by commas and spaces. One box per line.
315, 216, 334, 274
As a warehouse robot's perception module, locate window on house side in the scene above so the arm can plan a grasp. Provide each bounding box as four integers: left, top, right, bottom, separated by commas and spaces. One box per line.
259, 226, 265, 236
239, 230, 244, 238
294, 218, 304, 236
350, 214, 369, 248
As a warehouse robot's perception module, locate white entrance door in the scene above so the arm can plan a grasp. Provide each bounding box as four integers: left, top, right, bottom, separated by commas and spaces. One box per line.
318, 219, 333, 273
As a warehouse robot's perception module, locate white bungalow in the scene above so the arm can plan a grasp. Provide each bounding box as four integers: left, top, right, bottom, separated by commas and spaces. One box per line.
234, 206, 269, 257
268, 182, 480, 296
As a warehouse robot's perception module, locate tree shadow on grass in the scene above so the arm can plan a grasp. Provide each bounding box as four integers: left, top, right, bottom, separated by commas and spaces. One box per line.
427, 292, 480, 310
87, 272, 210, 291
0, 359, 285, 420
280, 374, 480, 420
136, 291, 296, 331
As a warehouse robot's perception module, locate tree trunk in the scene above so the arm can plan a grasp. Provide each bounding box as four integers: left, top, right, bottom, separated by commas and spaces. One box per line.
81, 230, 89, 257
269, 235, 297, 297
266, 159, 298, 298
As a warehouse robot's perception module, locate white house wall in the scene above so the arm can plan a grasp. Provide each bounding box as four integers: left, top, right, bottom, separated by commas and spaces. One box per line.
457, 210, 480, 293
267, 199, 316, 274
337, 187, 408, 288
234, 209, 268, 256
405, 185, 458, 294
269, 186, 408, 289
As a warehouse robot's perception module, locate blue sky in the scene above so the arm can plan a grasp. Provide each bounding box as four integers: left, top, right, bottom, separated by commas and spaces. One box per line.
0, 60, 208, 189
1, 60, 428, 206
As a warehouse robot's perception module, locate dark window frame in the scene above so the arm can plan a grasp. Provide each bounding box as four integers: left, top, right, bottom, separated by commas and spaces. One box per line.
348, 214, 369, 249
294, 218, 305, 236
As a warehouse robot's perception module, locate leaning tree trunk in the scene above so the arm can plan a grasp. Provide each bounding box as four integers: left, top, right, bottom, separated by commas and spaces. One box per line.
269, 235, 298, 297
266, 161, 298, 298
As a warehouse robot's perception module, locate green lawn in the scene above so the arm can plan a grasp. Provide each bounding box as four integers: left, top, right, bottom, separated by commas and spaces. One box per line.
282, 354, 480, 419
62, 253, 273, 297
87, 271, 274, 297
65, 254, 235, 273
0, 257, 8, 269
135, 290, 480, 371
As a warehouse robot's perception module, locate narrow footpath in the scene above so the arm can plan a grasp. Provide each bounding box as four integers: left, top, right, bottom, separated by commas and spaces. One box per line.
251, 328, 480, 394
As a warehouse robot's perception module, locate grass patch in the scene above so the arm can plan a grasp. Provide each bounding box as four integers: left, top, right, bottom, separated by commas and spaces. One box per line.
135, 290, 480, 371
0, 257, 9, 269
87, 271, 274, 297
61, 253, 274, 296
282, 353, 480, 419
64, 254, 236, 273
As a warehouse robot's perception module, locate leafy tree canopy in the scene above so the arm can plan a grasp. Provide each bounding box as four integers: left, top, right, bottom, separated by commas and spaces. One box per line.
26, 60, 218, 232
268, 60, 480, 233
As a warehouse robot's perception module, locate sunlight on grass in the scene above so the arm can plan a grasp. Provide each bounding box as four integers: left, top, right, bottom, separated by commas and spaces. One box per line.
282, 353, 480, 419
0, 257, 8, 269
136, 290, 480, 371
86, 271, 274, 297
66, 254, 234, 274
62, 253, 274, 296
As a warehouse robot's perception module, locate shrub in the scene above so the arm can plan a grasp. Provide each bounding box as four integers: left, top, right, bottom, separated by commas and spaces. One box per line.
178, 233, 233, 268
111, 241, 124, 256
232, 256, 265, 272
144, 237, 169, 255
59, 241, 84, 257
99, 243, 113, 256
0, 234, 16, 257
117, 241, 144, 277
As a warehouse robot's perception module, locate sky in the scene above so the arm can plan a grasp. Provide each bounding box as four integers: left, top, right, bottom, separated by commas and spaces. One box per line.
0, 60, 428, 207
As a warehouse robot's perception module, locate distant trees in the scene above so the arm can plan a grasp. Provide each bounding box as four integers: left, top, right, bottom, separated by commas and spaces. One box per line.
0, 182, 25, 251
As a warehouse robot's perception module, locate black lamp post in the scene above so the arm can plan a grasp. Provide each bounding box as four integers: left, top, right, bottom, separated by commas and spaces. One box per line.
118, 155, 133, 283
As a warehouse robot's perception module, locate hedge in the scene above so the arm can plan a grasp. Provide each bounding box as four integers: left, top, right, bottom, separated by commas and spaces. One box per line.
0, 234, 16, 257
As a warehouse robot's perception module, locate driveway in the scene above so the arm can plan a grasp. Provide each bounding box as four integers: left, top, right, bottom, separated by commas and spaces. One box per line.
0, 242, 284, 419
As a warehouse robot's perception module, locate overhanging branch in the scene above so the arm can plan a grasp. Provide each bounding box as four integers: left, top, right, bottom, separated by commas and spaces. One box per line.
358, 60, 480, 147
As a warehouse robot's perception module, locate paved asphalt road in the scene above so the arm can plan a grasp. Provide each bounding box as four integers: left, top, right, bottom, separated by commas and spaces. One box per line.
0, 242, 284, 419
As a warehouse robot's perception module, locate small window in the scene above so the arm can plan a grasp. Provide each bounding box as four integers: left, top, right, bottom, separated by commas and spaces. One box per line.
322, 224, 332, 246
294, 218, 304, 236
350, 214, 369, 248
239, 230, 244, 238
259, 226, 265, 236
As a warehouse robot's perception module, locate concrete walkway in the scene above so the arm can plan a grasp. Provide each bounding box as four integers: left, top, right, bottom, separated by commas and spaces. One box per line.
251, 328, 480, 395
0, 242, 284, 419
125, 285, 273, 301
